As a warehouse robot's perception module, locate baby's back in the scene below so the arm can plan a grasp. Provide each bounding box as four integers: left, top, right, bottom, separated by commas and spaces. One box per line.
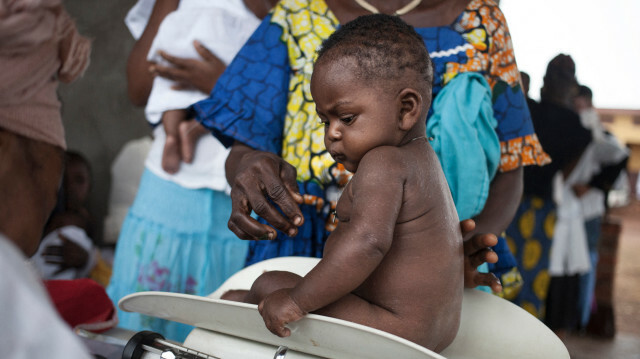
353, 140, 464, 351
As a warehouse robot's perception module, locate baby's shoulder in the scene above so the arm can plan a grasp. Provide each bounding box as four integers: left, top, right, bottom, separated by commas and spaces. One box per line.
359, 146, 409, 174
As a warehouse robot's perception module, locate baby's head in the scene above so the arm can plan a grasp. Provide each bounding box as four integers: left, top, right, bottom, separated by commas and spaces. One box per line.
63, 151, 92, 210
573, 84, 593, 113
311, 14, 433, 172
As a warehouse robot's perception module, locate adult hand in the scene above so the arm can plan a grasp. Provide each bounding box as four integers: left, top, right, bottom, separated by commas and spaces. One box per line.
258, 288, 306, 337
460, 219, 502, 293
227, 146, 304, 241
42, 233, 89, 275
150, 40, 225, 94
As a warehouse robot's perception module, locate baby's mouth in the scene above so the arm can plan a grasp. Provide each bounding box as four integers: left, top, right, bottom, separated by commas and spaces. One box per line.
329, 151, 345, 162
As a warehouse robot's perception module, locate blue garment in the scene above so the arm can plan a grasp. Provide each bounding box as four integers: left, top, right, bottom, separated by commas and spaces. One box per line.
246, 181, 329, 265
107, 170, 248, 342
425, 72, 500, 294
426, 72, 500, 221
193, 0, 539, 268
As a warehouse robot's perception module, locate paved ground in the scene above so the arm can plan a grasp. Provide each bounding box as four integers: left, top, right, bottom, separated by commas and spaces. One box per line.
564, 198, 640, 359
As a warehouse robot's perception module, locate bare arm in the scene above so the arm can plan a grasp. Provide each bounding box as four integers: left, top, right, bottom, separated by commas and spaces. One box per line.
292, 158, 400, 311
258, 151, 402, 336
468, 167, 523, 238
126, 0, 179, 106
461, 167, 523, 292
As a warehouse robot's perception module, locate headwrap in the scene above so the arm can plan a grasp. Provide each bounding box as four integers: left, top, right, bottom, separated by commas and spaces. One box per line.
0, 0, 91, 149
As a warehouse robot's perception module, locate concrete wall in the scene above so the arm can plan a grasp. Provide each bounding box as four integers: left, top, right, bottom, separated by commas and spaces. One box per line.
59, 1, 151, 244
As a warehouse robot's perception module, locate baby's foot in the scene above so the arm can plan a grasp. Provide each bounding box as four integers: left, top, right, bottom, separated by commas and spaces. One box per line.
220, 289, 249, 302
162, 134, 181, 174
179, 120, 204, 164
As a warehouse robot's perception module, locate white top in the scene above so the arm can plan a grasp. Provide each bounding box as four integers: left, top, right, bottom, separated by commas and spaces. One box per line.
144, 1, 261, 125
0, 234, 93, 359
125, 0, 261, 191
576, 109, 629, 220
549, 109, 629, 275
146, 125, 232, 191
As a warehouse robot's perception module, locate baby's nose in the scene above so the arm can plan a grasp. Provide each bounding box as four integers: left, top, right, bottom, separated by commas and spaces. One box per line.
325, 122, 342, 141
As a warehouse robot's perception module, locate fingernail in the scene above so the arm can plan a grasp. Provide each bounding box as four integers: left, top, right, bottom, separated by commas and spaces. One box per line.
288, 228, 297, 237
293, 216, 302, 225
258, 232, 273, 241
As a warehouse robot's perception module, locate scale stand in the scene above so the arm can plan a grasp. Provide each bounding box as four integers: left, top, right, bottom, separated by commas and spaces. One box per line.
122, 331, 289, 359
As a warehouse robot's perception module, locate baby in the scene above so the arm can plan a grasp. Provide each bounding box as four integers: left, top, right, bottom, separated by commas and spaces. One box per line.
224, 14, 463, 352
138, 0, 262, 174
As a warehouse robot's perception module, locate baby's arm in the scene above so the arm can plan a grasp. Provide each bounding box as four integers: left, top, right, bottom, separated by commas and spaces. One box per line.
259, 149, 404, 336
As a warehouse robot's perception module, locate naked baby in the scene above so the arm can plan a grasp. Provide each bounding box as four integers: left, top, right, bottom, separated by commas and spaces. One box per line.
223, 14, 464, 352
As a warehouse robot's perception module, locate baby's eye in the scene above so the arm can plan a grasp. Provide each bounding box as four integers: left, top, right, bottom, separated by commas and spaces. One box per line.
340, 116, 355, 124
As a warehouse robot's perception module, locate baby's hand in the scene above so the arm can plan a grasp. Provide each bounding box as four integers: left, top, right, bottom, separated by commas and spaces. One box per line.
258, 288, 306, 337
42, 232, 89, 275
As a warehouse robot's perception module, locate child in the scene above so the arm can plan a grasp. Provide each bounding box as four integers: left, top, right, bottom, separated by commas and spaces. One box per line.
139, 0, 261, 175
223, 14, 464, 353
32, 151, 97, 281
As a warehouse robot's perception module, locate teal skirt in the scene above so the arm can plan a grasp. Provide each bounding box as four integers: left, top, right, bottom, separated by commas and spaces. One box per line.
107, 169, 248, 342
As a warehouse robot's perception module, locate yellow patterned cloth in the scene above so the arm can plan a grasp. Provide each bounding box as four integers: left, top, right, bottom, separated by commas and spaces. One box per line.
505, 195, 555, 319
271, 0, 340, 184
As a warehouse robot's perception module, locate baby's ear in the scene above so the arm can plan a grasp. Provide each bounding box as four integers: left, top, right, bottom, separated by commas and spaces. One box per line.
397, 88, 422, 131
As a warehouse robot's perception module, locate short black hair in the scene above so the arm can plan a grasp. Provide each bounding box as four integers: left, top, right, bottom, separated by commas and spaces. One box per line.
316, 14, 432, 100
577, 84, 592, 101
541, 53, 577, 105
65, 150, 91, 174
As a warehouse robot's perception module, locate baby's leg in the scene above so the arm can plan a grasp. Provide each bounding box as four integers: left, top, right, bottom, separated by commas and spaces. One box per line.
221, 271, 302, 304
314, 294, 409, 342
161, 110, 185, 174
178, 119, 208, 164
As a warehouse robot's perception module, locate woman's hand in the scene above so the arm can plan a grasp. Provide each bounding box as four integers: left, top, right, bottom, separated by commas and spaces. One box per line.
460, 219, 502, 293
226, 143, 304, 241
150, 40, 225, 94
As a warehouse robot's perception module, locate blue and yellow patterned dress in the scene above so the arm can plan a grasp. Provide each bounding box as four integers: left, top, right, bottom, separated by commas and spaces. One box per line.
194, 0, 549, 272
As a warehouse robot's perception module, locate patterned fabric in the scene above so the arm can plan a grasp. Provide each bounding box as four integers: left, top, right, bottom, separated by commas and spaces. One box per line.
489, 236, 523, 300
194, 0, 549, 265
426, 72, 499, 220
505, 195, 555, 319
106, 170, 248, 341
